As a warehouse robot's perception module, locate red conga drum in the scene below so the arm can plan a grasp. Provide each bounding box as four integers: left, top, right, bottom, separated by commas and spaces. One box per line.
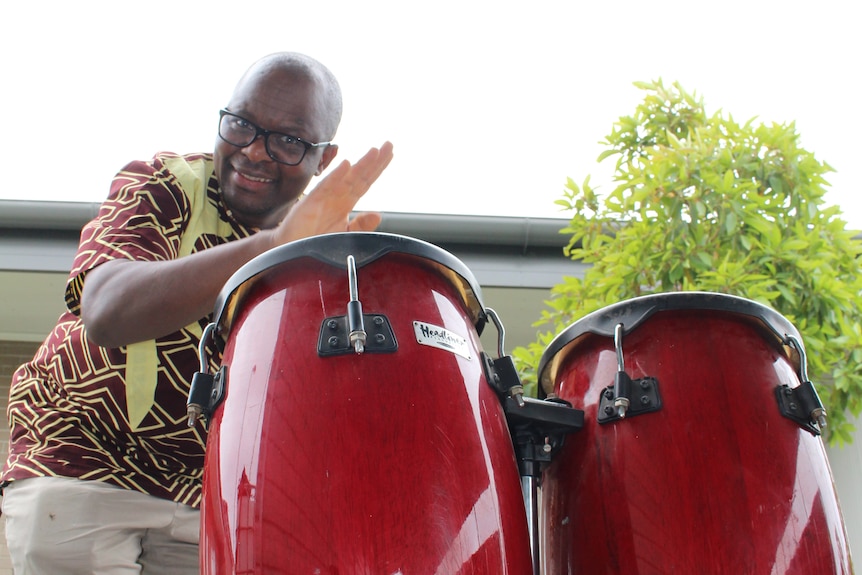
199, 232, 532, 574
537, 292, 854, 574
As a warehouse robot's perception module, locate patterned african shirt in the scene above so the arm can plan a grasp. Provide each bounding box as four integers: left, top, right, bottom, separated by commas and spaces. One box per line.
2, 152, 255, 507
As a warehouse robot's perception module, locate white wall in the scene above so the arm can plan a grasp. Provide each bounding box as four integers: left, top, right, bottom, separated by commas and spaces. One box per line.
827, 413, 862, 559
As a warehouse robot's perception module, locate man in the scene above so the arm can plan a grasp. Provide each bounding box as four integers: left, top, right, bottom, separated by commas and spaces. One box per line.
1, 52, 393, 573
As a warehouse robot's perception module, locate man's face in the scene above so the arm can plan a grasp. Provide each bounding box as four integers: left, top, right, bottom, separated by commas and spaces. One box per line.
214, 69, 337, 229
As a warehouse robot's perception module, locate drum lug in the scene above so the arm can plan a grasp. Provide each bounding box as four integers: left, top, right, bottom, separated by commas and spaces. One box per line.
187, 370, 214, 427
186, 365, 228, 428
777, 335, 827, 435
775, 381, 827, 436
317, 314, 398, 356
482, 352, 526, 404
481, 308, 529, 405
316, 255, 399, 356
188, 322, 228, 428
597, 376, 663, 424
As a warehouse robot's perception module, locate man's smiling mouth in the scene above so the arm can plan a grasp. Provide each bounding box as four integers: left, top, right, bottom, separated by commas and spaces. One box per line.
238, 170, 274, 183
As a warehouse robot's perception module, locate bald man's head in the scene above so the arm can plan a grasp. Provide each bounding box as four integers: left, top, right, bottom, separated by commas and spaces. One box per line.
230, 52, 343, 140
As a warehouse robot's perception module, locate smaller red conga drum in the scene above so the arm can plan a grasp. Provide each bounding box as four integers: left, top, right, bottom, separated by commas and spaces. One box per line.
197, 232, 532, 574
537, 292, 854, 575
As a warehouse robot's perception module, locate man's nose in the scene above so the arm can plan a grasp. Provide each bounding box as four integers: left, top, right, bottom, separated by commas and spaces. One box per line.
242, 134, 272, 163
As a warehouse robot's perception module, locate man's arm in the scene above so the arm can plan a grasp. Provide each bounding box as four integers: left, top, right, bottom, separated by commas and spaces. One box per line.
81, 142, 393, 348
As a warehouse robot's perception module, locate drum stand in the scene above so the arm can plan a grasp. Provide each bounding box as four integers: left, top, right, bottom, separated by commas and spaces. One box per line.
482, 309, 584, 575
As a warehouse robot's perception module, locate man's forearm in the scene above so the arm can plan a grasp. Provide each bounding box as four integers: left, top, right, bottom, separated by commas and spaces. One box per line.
80, 231, 275, 348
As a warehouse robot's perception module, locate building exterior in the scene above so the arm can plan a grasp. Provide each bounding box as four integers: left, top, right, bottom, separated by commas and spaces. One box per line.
1, 200, 858, 570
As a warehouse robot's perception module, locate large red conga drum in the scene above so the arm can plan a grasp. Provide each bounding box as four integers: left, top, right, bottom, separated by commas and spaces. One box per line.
537, 292, 854, 574
199, 232, 532, 574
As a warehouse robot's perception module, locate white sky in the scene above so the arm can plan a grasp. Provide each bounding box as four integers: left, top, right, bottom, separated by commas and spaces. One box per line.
2, 1, 859, 229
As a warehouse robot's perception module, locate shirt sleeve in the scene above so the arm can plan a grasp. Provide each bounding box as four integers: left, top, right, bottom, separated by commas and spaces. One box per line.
65, 153, 192, 315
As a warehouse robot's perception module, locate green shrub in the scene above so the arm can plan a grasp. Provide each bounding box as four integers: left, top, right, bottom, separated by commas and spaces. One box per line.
513, 80, 862, 444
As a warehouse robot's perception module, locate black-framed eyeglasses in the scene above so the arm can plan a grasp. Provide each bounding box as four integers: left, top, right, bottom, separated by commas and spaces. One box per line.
218, 109, 332, 166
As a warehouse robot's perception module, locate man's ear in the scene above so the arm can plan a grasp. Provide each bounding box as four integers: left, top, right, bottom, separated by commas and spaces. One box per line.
315, 145, 339, 176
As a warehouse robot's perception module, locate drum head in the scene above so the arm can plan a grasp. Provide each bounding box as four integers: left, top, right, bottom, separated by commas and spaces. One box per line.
538, 292, 803, 395
213, 232, 487, 348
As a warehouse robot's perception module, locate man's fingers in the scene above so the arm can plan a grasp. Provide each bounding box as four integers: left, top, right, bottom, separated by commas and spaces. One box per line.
314, 142, 394, 202
338, 141, 393, 200
274, 143, 392, 244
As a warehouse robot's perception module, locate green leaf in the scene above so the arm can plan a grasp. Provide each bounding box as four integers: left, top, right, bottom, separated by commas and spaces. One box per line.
722, 169, 735, 191
725, 211, 738, 234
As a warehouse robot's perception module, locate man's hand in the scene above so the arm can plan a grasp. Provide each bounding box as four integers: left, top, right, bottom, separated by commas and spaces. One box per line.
269, 141, 394, 246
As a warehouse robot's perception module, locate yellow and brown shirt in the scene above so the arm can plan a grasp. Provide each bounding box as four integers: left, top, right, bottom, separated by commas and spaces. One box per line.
2, 152, 254, 507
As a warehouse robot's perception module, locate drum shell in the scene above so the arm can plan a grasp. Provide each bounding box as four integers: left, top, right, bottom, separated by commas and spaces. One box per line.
200, 239, 531, 574
540, 296, 853, 574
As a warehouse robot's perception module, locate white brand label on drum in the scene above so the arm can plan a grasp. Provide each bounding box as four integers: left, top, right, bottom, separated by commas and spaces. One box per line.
413, 321, 471, 359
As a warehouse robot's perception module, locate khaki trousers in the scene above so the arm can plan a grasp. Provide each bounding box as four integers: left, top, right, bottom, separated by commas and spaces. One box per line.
1, 476, 199, 575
